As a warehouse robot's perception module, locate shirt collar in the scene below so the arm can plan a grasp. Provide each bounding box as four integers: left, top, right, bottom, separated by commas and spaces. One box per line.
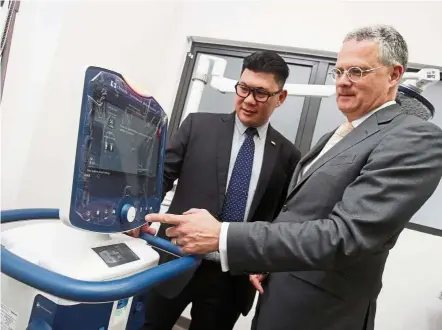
235, 114, 269, 140
351, 100, 396, 128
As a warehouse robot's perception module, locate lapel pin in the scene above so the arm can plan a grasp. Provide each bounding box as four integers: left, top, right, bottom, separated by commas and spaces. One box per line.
271, 141, 276, 146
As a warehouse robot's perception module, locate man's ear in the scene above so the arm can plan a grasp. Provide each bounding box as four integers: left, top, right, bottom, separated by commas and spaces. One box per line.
277, 90, 288, 106
390, 65, 404, 87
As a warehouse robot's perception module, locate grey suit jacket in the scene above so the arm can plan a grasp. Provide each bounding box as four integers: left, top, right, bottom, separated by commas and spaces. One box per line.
225, 105, 442, 330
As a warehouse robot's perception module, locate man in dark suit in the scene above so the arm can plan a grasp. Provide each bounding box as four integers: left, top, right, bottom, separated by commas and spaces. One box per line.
139, 50, 301, 330
146, 25, 442, 330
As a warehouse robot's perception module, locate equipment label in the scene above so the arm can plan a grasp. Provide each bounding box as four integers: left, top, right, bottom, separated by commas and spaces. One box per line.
1, 304, 18, 330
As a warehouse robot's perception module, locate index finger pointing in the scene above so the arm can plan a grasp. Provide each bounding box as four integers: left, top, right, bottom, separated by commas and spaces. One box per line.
145, 213, 183, 225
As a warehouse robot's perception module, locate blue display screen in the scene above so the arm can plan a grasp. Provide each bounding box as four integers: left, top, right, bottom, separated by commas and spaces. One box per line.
89, 102, 160, 177
70, 67, 167, 232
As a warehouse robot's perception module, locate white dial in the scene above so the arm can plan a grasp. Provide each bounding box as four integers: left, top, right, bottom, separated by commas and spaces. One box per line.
126, 206, 136, 222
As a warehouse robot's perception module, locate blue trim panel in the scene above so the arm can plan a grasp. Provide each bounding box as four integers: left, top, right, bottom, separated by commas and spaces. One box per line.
28, 294, 114, 330
26, 319, 53, 330
1, 209, 59, 223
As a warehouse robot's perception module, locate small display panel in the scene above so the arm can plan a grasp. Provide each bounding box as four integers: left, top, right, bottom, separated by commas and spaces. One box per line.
92, 243, 140, 268
69, 67, 167, 233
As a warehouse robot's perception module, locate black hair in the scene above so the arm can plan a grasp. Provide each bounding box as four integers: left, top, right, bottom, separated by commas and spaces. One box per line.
242, 50, 289, 88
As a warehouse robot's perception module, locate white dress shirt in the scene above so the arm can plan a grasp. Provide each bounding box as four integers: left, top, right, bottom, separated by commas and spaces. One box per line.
204, 114, 268, 262
219, 100, 396, 272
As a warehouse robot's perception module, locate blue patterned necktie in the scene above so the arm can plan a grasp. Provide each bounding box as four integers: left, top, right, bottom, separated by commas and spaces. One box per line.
220, 127, 257, 222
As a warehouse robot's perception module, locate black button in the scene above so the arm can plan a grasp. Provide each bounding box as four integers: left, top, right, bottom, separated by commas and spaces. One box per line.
282, 205, 288, 212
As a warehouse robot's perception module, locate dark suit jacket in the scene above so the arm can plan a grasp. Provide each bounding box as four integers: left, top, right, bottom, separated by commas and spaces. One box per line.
155, 111, 301, 315
225, 104, 442, 329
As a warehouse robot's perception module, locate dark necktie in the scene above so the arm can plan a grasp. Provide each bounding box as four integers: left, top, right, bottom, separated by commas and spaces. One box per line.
219, 127, 257, 222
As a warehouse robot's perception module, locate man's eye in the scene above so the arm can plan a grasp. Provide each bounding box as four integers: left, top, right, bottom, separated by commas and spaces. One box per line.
256, 90, 269, 98
348, 68, 363, 75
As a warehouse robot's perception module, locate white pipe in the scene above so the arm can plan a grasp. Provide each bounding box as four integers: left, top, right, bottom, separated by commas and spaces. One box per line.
285, 84, 335, 97
183, 54, 440, 120
402, 68, 440, 81
402, 68, 440, 91
181, 55, 216, 120
181, 79, 206, 120
210, 77, 336, 97
210, 76, 236, 93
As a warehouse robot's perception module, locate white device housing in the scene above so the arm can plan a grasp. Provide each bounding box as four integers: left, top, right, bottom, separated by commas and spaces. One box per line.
1, 221, 160, 330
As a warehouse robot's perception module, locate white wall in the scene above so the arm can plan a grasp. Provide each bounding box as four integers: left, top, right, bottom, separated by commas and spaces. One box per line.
376, 230, 442, 330
1, 1, 441, 329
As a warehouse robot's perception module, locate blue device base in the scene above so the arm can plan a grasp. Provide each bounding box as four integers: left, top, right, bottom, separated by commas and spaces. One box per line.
26, 294, 148, 330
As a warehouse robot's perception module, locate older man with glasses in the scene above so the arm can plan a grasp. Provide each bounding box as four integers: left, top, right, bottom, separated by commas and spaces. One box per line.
146, 25, 442, 330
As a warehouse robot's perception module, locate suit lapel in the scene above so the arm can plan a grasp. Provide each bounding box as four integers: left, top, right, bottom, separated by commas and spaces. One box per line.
287, 132, 333, 192
303, 115, 378, 177
216, 112, 236, 213
247, 126, 280, 221
287, 104, 402, 198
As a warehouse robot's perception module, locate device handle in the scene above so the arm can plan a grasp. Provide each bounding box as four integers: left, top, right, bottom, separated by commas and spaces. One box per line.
1, 209, 201, 303
1, 208, 60, 222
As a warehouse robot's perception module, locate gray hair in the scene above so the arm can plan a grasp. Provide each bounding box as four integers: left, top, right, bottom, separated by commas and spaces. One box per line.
344, 25, 408, 71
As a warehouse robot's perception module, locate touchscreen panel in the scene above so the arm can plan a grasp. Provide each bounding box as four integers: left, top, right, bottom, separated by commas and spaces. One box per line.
70, 67, 167, 232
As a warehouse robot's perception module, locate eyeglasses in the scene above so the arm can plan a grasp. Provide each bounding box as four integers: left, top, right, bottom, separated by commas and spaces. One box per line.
329, 66, 385, 82
235, 83, 281, 103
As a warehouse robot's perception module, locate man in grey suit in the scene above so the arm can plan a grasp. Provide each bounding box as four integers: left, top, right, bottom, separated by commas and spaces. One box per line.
145, 25, 442, 330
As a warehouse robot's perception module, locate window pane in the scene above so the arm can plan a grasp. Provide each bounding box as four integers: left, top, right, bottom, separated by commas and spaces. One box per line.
411, 81, 442, 230
191, 54, 241, 115
310, 64, 344, 148
270, 64, 312, 143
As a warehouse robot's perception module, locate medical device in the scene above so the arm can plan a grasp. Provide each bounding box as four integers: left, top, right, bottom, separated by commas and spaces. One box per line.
1, 67, 200, 330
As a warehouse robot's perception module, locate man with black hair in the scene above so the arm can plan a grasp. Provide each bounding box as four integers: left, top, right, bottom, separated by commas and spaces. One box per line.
140, 50, 301, 330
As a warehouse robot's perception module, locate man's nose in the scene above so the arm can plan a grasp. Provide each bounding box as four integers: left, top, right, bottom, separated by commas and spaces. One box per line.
336, 73, 352, 87
244, 92, 257, 105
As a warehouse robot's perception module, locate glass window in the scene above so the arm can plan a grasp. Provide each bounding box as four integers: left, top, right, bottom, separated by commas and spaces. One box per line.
411, 81, 442, 230
310, 64, 344, 147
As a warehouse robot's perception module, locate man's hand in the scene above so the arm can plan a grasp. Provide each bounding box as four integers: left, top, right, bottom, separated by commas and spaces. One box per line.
145, 208, 221, 254
249, 274, 268, 294
126, 224, 157, 237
